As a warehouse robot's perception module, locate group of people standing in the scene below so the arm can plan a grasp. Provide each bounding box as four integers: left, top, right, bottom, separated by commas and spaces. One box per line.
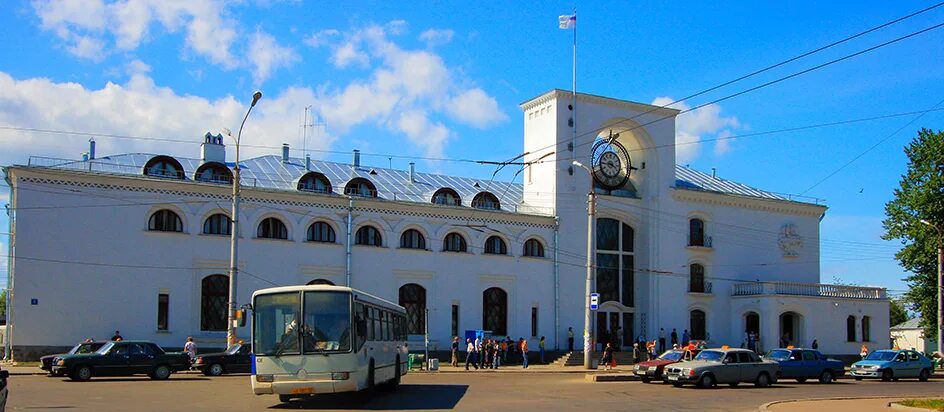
453, 336, 542, 370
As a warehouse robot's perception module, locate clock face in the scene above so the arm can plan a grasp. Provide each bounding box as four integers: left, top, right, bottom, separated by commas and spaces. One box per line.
590, 137, 632, 190
599, 152, 621, 178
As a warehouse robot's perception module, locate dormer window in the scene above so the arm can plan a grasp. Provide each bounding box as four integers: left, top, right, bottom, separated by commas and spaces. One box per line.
297, 172, 332, 194
195, 162, 233, 184
432, 188, 461, 206
472, 192, 500, 210
344, 178, 377, 197
143, 156, 185, 179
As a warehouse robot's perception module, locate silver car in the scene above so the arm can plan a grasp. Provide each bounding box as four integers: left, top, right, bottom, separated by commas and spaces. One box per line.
665, 348, 780, 388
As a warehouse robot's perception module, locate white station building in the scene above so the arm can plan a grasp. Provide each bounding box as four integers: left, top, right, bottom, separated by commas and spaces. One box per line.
3, 90, 889, 359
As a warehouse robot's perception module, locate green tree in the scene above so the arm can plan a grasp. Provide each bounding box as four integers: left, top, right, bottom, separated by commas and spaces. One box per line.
882, 128, 944, 342
889, 298, 910, 327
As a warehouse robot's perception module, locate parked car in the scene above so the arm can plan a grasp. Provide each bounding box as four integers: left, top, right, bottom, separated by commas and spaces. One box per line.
633, 348, 699, 383
850, 349, 932, 382
666, 347, 780, 388
52, 340, 192, 381
193, 343, 252, 376
0, 366, 9, 411
41, 341, 108, 376
763, 348, 844, 383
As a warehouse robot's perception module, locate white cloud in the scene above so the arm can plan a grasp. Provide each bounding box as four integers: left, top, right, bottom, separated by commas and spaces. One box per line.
125, 59, 151, 76
713, 130, 734, 155
303, 29, 339, 48
396, 110, 451, 158
446, 88, 507, 128
246, 30, 299, 85
331, 41, 370, 69
651, 97, 740, 164
419, 29, 454, 48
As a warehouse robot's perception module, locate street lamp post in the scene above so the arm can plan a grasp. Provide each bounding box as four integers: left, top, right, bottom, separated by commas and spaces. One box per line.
920, 219, 943, 355
226, 91, 262, 346
572, 160, 595, 369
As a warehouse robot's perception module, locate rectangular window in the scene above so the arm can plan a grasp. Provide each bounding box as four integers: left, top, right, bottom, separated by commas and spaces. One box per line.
157, 293, 169, 331
451, 304, 459, 338
622, 255, 634, 307
531, 307, 538, 337
596, 253, 619, 303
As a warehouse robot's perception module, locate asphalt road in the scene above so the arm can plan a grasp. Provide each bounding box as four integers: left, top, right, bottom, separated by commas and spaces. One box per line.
7, 372, 944, 411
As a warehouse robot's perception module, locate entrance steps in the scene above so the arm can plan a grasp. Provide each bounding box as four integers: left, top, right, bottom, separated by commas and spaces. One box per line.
553, 351, 640, 367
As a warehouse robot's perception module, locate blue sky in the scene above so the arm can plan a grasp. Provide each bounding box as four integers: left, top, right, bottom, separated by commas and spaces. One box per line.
1, 1, 943, 295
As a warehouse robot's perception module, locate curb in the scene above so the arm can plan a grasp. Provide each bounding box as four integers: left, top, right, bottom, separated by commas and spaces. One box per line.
759, 396, 939, 411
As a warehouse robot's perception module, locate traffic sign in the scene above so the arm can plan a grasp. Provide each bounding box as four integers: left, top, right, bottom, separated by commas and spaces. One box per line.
589, 293, 599, 310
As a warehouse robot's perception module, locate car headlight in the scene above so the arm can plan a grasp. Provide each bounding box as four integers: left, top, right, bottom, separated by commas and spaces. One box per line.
633, 365, 640, 371
255, 374, 274, 383
867, 365, 880, 370
331, 372, 349, 380
56, 359, 65, 366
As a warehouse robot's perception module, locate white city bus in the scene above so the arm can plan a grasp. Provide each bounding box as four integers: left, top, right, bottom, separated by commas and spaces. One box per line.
250, 285, 408, 402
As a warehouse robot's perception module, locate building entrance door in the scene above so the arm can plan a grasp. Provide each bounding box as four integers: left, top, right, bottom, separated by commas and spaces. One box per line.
596, 310, 634, 351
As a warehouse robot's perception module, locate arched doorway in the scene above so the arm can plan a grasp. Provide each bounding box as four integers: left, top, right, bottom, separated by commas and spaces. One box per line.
744, 312, 760, 351
482, 287, 507, 336
779, 312, 802, 348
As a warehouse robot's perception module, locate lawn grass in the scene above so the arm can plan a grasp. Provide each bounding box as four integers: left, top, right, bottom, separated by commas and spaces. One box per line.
899, 399, 944, 411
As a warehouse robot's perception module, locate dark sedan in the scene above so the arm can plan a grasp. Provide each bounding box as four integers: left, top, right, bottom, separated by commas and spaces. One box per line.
41, 341, 108, 376
764, 348, 844, 383
52, 340, 191, 381
193, 344, 252, 376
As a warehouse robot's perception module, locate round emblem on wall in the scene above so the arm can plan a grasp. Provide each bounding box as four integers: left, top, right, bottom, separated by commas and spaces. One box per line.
591, 137, 632, 190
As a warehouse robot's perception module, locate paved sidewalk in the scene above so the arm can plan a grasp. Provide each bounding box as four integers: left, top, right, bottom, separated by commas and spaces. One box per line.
763, 397, 938, 412
421, 363, 633, 374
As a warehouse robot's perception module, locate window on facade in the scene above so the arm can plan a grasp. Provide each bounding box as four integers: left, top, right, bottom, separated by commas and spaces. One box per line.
144, 156, 184, 179
432, 188, 462, 206
203, 213, 231, 236
257, 217, 288, 239
194, 162, 232, 184
344, 178, 377, 197
862, 316, 870, 342
451, 304, 459, 337
846, 316, 856, 342
297, 172, 332, 194
400, 229, 426, 250
471, 192, 500, 210
690, 310, 706, 340
201, 275, 229, 331
399, 284, 426, 335
157, 293, 169, 331
523, 238, 545, 257
484, 236, 507, 255
148, 209, 183, 232
355, 225, 382, 246
531, 307, 538, 337
596, 218, 635, 307
307, 279, 335, 286
443, 232, 467, 252
307, 221, 336, 243
483, 287, 507, 336
689, 264, 706, 293
689, 218, 706, 247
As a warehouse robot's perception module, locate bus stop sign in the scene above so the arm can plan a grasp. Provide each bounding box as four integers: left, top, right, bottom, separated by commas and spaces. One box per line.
589, 293, 599, 310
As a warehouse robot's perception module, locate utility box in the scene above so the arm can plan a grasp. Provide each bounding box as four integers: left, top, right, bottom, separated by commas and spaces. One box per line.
428, 358, 439, 371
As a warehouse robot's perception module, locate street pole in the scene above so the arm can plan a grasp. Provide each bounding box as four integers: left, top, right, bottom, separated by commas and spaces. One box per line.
227, 91, 262, 346
573, 161, 595, 369
921, 219, 943, 355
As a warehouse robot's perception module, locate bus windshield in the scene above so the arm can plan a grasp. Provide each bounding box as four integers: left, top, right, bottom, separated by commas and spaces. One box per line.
254, 292, 301, 356
302, 291, 352, 353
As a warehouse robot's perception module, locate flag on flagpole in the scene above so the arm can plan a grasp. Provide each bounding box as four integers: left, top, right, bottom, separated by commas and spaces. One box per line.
559, 13, 576, 29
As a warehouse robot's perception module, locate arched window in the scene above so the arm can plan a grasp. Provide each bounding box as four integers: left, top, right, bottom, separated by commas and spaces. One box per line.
523, 238, 545, 257
194, 162, 233, 184
399, 284, 426, 335
143, 156, 184, 179
483, 287, 508, 336
443, 232, 467, 252
846, 316, 856, 342
690, 310, 706, 340
307, 279, 335, 286
861, 316, 871, 342
399, 229, 426, 250
484, 236, 507, 255
201, 275, 229, 331
307, 221, 336, 243
203, 213, 231, 236
355, 225, 382, 246
689, 263, 706, 293
344, 178, 377, 197
257, 217, 288, 240
595, 218, 635, 307
297, 172, 332, 194
471, 192, 500, 210
148, 209, 183, 232
689, 218, 706, 247
432, 188, 461, 206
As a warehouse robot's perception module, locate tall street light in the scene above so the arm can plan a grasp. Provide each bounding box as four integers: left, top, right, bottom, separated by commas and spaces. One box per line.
920, 219, 943, 355
225, 91, 262, 346
572, 160, 595, 369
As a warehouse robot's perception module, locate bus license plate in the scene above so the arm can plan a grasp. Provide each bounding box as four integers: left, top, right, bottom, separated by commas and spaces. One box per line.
291, 387, 314, 395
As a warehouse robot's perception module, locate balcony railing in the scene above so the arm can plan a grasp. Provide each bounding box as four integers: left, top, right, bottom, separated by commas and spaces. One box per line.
688, 280, 713, 294
688, 235, 712, 248
731, 281, 886, 300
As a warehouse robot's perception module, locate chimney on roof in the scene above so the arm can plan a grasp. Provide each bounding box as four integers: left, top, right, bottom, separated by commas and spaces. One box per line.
409, 162, 415, 183
282, 143, 290, 163
88, 138, 96, 160
352, 149, 360, 168
201, 132, 226, 163
305, 154, 311, 171
711, 167, 717, 178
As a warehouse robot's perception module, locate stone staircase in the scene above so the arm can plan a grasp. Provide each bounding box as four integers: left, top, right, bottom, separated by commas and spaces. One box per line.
553, 351, 641, 367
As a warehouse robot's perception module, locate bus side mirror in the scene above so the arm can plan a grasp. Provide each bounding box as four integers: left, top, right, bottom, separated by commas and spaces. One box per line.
236, 309, 248, 327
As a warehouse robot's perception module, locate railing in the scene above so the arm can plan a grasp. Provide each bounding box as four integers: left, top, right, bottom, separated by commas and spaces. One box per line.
688, 235, 712, 248
688, 280, 713, 294
731, 281, 886, 300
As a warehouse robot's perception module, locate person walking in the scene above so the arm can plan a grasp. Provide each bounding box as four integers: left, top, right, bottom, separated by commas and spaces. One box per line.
811, 339, 819, 350
111, 330, 123, 341
501, 338, 509, 362
520, 338, 529, 368
658, 328, 666, 354
632, 343, 640, 364
477, 337, 485, 370
568, 327, 575, 352
670, 328, 678, 347
492, 341, 501, 369
184, 337, 197, 362
465, 338, 478, 370
601, 342, 614, 370
539, 336, 546, 364
451, 336, 459, 367
682, 329, 690, 347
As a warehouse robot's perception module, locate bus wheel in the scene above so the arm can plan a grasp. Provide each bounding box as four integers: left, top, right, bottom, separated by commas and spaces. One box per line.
278, 395, 293, 403
390, 356, 401, 390
367, 359, 376, 393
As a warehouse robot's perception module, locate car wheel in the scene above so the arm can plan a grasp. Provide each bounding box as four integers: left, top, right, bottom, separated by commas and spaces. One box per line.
698, 374, 715, 389
755, 372, 771, 388
881, 370, 893, 382
71, 365, 92, 382
818, 370, 834, 384
278, 395, 293, 403
795, 378, 807, 383
854, 377, 863, 381
208, 363, 224, 376
150, 365, 171, 380
672, 382, 684, 388
641, 378, 651, 384
919, 368, 931, 382
729, 382, 739, 387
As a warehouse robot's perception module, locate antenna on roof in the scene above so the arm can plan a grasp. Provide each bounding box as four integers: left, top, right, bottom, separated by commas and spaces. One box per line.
301, 106, 326, 159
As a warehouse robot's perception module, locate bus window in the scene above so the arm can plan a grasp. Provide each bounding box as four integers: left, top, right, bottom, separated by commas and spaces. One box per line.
372, 308, 381, 341
302, 291, 352, 352
355, 303, 367, 349
253, 292, 301, 356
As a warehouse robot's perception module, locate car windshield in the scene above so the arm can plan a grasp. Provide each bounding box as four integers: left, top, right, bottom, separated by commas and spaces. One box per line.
659, 351, 684, 361
765, 350, 792, 361
96, 342, 114, 354
301, 291, 352, 353
865, 351, 897, 361
226, 345, 241, 355
253, 292, 301, 356
694, 350, 724, 362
